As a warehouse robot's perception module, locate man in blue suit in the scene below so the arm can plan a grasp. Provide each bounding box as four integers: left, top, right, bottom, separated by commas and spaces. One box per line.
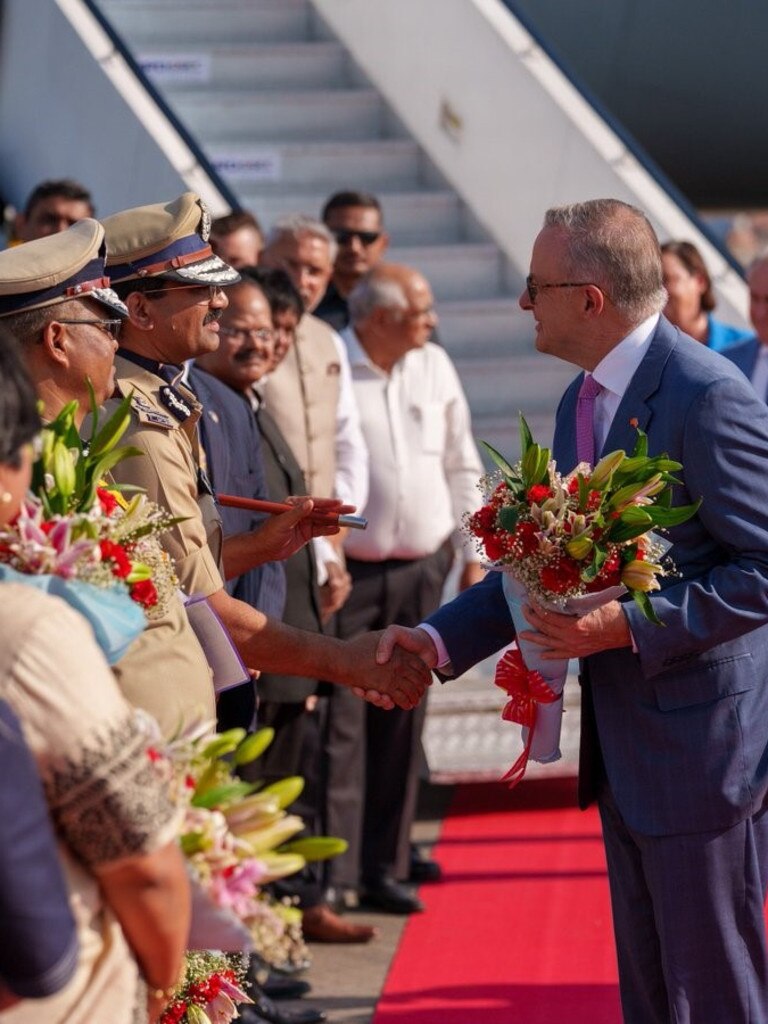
725, 254, 768, 401
375, 199, 768, 1023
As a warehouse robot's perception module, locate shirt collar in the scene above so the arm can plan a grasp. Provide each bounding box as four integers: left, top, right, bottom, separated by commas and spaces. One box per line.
591, 313, 659, 399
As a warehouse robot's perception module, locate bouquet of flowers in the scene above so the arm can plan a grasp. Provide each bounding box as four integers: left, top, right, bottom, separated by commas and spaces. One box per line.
467, 415, 699, 784
0, 395, 181, 659
159, 951, 252, 1024
160, 718, 346, 972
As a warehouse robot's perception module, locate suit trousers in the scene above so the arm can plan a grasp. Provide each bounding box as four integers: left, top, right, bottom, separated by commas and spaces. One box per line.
326, 542, 454, 888
598, 780, 768, 1024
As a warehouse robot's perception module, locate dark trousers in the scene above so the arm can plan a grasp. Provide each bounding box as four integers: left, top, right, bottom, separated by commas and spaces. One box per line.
598, 780, 768, 1023
245, 698, 325, 910
326, 542, 453, 887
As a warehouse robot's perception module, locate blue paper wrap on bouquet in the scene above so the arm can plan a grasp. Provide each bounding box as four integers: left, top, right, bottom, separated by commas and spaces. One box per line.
500, 572, 626, 763
0, 564, 146, 664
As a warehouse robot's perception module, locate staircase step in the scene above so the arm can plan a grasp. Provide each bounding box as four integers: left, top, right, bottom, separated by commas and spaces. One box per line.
208, 139, 422, 188
436, 298, 532, 357
388, 243, 502, 300
239, 189, 463, 245
174, 88, 388, 143
455, 355, 576, 417
101, 0, 312, 46
137, 42, 349, 91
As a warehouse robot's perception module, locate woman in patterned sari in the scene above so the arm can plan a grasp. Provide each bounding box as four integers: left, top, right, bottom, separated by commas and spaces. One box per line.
0, 328, 191, 1023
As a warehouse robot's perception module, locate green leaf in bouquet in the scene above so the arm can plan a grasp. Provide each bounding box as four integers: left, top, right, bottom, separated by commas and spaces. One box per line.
577, 473, 590, 510
631, 588, 664, 626
521, 443, 540, 486
519, 413, 534, 456
179, 831, 208, 856
260, 775, 305, 810
498, 505, 519, 533
202, 728, 247, 760
534, 446, 551, 484
88, 392, 133, 457
643, 499, 701, 528
232, 727, 275, 765
191, 780, 258, 809
630, 428, 649, 459
52, 441, 77, 500
479, 439, 518, 480
279, 836, 349, 862
126, 564, 152, 583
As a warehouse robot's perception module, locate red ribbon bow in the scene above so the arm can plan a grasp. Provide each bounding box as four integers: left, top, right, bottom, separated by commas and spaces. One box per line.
494, 647, 557, 788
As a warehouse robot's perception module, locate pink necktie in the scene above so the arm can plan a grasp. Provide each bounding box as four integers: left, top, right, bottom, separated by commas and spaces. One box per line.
576, 374, 603, 467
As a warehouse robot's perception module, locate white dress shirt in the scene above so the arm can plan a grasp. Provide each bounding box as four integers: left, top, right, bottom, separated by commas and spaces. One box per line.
341, 328, 483, 564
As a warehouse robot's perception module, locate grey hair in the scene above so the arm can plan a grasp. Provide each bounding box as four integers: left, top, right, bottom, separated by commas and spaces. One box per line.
544, 199, 666, 322
265, 214, 338, 263
348, 273, 409, 324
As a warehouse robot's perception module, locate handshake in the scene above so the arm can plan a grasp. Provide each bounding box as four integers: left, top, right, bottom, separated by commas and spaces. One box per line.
341, 626, 440, 711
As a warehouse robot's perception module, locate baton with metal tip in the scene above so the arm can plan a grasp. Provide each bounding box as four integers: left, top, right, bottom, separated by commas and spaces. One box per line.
217, 494, 368, 530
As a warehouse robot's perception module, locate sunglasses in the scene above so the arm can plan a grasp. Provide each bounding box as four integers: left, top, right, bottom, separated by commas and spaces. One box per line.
142, 283, 226, 303
525, 275, 594, 304
58, 318, 123, 340
333, 229, 382, 247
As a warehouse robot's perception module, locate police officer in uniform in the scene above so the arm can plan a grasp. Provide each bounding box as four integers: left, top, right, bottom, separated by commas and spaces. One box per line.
102, 193, 430, 713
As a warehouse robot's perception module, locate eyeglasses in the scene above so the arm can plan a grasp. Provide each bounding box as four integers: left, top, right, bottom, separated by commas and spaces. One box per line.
58, 318, 123, 340
525, 275, 594, 304
142, 283, 226, 303
219, 325, 274, 345
333, 229, 382, 247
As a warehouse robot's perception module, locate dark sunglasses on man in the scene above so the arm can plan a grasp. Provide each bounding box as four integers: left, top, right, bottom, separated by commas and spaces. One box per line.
333, 229, 382, 247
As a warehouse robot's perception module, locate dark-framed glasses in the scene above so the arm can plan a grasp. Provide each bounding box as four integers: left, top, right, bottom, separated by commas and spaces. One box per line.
58, 318, 123, 340
219, 325, 274, 345
333, 228, 382, 246
525, 275, 594, 304
142, 283, 225, 303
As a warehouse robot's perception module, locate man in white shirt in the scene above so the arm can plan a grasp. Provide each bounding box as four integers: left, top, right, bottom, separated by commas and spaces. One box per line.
724, 254, 768, 398
327, 263, 484, 914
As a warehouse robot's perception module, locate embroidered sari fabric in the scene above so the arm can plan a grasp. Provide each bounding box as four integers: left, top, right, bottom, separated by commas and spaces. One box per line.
0, 583, 179, 1024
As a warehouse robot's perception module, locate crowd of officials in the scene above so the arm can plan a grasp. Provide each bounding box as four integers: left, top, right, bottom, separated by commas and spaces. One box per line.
1, 177, 767, 1024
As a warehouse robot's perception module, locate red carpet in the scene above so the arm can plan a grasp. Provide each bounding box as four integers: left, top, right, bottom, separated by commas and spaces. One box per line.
373, 778, 622, 1024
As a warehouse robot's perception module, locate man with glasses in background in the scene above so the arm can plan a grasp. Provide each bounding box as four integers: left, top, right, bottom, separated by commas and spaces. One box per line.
315, 190, 389, 332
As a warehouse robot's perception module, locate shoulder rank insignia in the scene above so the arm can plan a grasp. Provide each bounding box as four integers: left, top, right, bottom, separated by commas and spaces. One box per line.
159, 384, 193, 423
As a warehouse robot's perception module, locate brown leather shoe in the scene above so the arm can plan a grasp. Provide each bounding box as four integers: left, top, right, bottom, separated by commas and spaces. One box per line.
301, 903, 378, 943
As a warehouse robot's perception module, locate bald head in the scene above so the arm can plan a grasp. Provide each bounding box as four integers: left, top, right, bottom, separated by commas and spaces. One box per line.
348, 263, 437, 371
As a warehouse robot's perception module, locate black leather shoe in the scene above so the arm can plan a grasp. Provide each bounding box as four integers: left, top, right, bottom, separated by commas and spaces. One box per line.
361, 875, 424, 914
262, 974, 312, 1001
239, 991, 326, 1024
408, 845, 442, 884
246, 955, 311, 1000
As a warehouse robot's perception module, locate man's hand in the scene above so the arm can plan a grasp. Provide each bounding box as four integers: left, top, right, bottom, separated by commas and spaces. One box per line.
223, 497, 356, 578
349, 626, 438, 707
519, 599, 632, 660
343, 631, 433, 710
320, 560, 352, 621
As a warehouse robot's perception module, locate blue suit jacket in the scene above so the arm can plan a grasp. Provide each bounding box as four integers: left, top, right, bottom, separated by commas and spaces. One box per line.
723, 335, 760, 383
428, 317, 768, 836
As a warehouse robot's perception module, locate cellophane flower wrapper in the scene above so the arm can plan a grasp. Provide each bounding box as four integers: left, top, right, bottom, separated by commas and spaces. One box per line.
499, 572, 626, 762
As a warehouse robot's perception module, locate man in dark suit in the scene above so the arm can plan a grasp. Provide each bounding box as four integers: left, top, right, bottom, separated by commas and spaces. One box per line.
375, 199, 768, 1023
194, 273, 376, 945
724, 254, 768, 398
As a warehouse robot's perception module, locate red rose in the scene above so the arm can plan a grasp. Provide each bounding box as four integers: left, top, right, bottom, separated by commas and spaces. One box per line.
483, 535, 505, 561
99, 539, 132, 578
585, 550, 622, 591
96, 487, 119, 514
527, 484, 553, 504
130, 579, 158, 608
568, 477, 580, 495
469, 504, 496, 536
540, 558, 582, 595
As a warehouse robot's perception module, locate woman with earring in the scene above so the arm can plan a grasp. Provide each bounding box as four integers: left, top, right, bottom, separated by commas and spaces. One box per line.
0, 326, 191, 1023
